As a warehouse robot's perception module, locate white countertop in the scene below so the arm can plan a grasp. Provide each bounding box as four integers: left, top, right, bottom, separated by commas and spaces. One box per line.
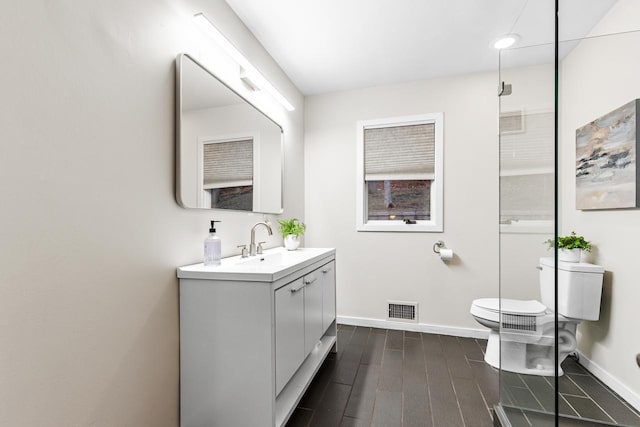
177, 247, 335, 282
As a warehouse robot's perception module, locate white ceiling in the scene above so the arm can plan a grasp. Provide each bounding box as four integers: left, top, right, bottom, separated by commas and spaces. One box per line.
225, 0, 618, 95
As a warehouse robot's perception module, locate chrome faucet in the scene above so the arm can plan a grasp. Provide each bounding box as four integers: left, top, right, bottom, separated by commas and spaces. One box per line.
250, 221, 273, 256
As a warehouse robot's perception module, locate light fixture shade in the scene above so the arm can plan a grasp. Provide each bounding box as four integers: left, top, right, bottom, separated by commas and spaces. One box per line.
194, 12, 295, 111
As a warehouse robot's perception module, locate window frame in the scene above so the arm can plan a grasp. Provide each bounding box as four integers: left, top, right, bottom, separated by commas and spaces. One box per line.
356, 113, 444, 232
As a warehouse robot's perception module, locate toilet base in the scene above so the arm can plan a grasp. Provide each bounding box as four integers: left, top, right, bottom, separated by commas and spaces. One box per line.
484, 331, 569, 376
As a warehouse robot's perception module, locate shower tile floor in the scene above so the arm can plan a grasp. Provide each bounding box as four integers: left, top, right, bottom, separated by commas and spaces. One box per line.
285, 325, 640, 427
501, 356, 640, 426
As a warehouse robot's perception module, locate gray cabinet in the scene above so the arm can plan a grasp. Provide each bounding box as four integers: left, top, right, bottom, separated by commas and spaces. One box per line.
275, 263, 333, 396
321, 261, 336, 333
178, 248, 336, 427
303, 269, 324, 355
275, 278, 305, 395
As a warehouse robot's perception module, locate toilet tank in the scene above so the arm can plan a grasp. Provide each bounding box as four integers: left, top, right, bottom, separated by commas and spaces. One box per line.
539, 257, 605, 321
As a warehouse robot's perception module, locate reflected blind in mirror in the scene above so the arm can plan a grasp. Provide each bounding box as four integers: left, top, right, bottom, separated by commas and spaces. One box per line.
203, 139, 253, 189
364, 123, 435, 181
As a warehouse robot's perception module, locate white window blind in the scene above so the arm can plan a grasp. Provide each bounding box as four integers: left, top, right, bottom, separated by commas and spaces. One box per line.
203, 139, 253, 189
364, 123, 435, 181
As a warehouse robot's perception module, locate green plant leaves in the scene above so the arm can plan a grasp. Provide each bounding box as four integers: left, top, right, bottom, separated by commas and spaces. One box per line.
545, 231, 592, 252
277, 218, 306, 238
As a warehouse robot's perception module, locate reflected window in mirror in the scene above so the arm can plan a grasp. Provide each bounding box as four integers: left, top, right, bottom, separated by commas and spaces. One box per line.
200, 137, 254, 210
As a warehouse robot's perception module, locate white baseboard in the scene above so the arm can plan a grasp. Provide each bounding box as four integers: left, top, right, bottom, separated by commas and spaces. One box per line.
576, 350, 640, 412
336, 315, 490, 339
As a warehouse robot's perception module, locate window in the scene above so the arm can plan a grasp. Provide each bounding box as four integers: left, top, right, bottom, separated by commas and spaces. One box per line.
356, 113, 443, 232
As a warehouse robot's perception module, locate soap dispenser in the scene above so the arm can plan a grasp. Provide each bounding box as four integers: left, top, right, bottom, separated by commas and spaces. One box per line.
204, 220, 222, 266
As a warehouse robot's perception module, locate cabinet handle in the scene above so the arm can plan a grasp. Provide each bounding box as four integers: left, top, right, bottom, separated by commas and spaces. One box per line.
322, 268, 332, 274
304, 277, 317, 285
290, 283, 305, 293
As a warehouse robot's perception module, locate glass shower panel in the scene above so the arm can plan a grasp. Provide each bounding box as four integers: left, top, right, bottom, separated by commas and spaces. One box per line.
497, 25, 640, 427
497, 40, 558, 426
495, 2, 640, 426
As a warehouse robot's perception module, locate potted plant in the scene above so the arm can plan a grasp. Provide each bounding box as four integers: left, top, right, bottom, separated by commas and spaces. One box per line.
277, 218, 306, 251
546, 231, 592, 262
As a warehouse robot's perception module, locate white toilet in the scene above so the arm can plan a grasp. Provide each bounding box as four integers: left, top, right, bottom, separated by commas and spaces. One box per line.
470, 257, 604, 376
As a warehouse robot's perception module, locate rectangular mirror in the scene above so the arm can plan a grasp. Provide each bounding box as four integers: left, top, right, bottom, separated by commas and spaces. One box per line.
176, 53, 284, 213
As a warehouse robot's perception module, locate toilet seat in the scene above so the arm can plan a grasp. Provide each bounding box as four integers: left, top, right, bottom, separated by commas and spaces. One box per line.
470, 298, 547, 325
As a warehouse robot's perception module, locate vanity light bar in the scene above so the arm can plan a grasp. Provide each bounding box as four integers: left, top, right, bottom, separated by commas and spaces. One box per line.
240, 67, 260, 92
194, 12, 295, 111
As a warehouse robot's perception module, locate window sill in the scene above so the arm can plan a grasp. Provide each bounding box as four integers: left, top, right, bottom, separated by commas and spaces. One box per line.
500, 221, 553, 234
357, 221, 442, 233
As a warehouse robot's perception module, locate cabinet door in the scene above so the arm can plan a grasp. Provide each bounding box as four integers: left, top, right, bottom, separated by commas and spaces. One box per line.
303, 270, 323, 356
321, 261, 336, 333
275, 278, 305, 395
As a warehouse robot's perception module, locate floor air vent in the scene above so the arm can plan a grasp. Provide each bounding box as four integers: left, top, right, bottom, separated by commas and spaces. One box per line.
387, 301, 418, 323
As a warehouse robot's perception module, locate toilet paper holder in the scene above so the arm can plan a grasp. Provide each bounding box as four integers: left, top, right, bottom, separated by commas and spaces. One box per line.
433, 240, 445, 254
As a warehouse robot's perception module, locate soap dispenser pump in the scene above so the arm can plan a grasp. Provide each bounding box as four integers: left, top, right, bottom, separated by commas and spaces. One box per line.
204, 220, 222, 266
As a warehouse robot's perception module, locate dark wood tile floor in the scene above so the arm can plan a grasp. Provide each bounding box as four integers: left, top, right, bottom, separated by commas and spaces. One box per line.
285, 325, 640, 427
286, 325, 496, 427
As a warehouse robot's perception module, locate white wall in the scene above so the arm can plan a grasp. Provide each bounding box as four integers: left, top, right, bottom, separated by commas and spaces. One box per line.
559, 0, 640, 402
305, 73, 500, 331
0, 1, 304, 425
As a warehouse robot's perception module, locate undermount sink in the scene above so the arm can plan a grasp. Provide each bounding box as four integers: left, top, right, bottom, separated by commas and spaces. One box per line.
177, 246, 336, 282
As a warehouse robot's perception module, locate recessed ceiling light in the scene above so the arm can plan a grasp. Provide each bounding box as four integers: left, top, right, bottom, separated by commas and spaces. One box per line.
493, 34, 520, 50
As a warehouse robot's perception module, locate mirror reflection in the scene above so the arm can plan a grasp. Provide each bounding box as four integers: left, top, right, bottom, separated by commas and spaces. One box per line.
176, 53, 283, 213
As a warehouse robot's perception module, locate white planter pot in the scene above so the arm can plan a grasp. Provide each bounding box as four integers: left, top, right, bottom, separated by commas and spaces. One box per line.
558, 248, 581, 263
284, 234, 301, 251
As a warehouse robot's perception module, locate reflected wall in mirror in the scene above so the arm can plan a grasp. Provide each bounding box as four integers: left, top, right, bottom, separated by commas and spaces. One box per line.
176, 53, 284, 213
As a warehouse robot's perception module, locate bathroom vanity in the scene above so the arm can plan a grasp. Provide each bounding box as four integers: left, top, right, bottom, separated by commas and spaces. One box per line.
178, 247, 337, 427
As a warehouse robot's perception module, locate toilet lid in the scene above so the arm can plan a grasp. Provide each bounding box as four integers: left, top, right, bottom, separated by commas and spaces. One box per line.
539, 257, 604, 273
472, 298, 547, 316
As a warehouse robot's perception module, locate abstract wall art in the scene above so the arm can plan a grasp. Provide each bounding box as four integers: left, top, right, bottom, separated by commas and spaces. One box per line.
576, 99, 639, 210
